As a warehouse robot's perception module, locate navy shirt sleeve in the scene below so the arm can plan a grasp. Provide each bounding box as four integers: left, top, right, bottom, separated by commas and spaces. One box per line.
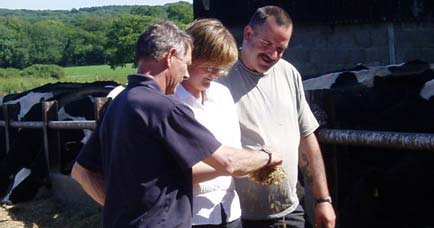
158, 104, 221, 170
75, 127, 103, 173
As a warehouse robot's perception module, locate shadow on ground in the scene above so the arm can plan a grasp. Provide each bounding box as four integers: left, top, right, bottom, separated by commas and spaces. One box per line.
0, 193, 101, 228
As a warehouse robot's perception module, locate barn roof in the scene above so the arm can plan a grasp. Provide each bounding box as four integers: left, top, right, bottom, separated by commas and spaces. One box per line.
194, 0, 434, 25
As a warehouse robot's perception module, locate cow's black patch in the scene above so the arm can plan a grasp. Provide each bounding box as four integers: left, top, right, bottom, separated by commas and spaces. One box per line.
305, 61, 434, 227
0, 81, 119, 203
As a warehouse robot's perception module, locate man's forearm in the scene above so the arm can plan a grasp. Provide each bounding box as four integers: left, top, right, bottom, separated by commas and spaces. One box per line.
299, 133, 330, 198
227, 147, 270, 176
192, 161, 229, 184
71, 162, 106, 205
203, 145, 281, 176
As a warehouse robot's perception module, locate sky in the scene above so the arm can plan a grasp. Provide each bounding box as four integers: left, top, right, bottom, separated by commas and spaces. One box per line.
0, 0, 192, 10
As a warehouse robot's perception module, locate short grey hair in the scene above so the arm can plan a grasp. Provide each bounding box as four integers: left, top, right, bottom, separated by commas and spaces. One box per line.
135, 21, 192, 63
248, 6, 292, 31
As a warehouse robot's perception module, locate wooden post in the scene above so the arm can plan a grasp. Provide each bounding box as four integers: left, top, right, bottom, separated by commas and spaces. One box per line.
94, 97, 111, 123
2, 104, 10, 154
2, 104, 19, 155
42, 101, 61, 172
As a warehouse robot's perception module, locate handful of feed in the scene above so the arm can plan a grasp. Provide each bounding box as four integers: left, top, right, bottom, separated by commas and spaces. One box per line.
249, 165, 286, 185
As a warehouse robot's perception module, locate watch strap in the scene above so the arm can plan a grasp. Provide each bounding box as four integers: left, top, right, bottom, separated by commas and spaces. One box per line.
259, 147, 272, 166
315, 196, 332, 205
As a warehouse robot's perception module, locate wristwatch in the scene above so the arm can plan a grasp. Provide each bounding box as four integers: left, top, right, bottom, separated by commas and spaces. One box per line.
259, 147, 272, 165
315, 196, 332, 205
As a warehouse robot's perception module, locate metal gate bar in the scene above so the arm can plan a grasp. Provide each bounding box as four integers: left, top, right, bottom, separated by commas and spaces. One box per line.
317, 129, 434, 150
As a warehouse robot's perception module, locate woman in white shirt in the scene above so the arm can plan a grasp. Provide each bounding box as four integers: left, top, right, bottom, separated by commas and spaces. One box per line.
174, 19, 242, 228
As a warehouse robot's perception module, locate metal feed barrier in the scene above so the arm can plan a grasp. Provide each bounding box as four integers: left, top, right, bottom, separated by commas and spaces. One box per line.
1, 98, 433, 172
0, 98, 110, 172
1, 97, 433, 216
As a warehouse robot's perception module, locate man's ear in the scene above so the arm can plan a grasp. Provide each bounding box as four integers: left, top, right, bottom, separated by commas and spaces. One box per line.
244, 25, 254, 41
164, 48, 178, 67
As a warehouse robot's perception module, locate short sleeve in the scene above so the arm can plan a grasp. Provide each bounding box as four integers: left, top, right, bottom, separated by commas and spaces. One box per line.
158, 104, 221, 170
295, 70, 319, 137
75, 128, 103, 173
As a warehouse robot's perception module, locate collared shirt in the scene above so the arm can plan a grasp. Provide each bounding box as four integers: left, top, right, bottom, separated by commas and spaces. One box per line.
219, 59, 319, 220
76, 74, 221, 228
174, 82, 242, 225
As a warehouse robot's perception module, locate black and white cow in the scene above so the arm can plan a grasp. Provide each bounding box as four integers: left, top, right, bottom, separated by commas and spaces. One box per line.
0, 81, 124, 204
304, 60, 434, 228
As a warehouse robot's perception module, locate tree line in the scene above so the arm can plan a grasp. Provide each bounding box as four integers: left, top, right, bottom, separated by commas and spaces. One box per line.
0, 1, 193, 69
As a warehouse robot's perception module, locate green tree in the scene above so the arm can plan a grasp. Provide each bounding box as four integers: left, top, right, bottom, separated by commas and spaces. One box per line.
0, 17, 31, 68
131, 5, 168, 19
29, 20, 69, 65
166, 2, 193, 26
63, 16, 112, 65
0, 3, 193, 67
105, 15, 155, 68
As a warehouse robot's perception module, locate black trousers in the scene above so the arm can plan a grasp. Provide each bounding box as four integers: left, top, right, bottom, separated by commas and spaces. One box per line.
241, 205, 307, 228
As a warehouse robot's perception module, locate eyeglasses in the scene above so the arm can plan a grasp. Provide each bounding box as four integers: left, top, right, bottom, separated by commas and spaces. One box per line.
206, 66, 229, 76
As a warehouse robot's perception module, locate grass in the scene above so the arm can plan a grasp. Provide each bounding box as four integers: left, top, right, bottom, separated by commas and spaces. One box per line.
0, 64, 135, 95
64, 64, 135, 82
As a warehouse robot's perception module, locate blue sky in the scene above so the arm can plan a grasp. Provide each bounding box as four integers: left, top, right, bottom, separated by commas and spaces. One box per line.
0, 0, 192, 10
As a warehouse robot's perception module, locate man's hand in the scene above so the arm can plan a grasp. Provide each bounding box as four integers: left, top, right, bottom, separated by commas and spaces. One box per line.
315, 202, 336, 228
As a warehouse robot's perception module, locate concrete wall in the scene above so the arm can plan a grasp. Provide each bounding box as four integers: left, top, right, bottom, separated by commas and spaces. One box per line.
228, 22, 434, 78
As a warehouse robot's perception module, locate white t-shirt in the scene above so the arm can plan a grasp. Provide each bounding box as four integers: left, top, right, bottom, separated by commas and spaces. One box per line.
219, 59, 319, 219
174, 82, 242, 225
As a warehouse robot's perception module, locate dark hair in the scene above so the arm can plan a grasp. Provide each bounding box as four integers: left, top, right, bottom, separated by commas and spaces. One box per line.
248, 6, 292, 31
135, 21, 192, 64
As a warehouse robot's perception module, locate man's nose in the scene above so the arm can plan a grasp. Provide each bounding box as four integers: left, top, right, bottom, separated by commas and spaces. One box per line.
267, 49, 279, 60
183, 71, 190, 80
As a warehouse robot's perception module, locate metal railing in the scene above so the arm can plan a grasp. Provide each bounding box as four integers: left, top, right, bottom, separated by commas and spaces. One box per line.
0, 97, 110, 172
1, 98, 433, 173
317, 129, 434, 151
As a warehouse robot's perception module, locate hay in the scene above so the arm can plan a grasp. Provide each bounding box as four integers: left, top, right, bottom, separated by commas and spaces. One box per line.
249, 165, 287, 185
0, 194, 101, 228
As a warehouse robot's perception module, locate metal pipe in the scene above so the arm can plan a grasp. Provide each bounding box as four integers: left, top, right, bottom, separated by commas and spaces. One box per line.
317, 129, 434, 150
4, 118, 434, 151
10, 121, 44, 129
7, 120, 96, 130
48, 120, 96, 130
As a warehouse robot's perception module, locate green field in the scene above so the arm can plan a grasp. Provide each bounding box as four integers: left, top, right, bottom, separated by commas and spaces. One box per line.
0, 64, 135, 95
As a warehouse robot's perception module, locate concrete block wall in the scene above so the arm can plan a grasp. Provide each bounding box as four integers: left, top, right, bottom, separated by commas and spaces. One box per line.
228, 22, 434, 78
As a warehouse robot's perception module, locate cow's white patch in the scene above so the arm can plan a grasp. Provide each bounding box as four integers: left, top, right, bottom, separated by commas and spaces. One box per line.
81, 129, 93, 144
5, 92, 53, 120
303, 62, 423, 90
107, 85, 126, 99
2, 168, 32, 203
58, 107, 85, 121
420, 79, 434, 100
57, 107, 93, 144
303, 73, 339, 90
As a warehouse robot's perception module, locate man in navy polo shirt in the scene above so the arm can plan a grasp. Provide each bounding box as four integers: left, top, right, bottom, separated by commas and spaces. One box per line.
71, 21, 282, 228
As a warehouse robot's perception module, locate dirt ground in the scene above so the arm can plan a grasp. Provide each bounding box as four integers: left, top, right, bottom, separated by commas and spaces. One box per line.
0, 194, 101, 228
